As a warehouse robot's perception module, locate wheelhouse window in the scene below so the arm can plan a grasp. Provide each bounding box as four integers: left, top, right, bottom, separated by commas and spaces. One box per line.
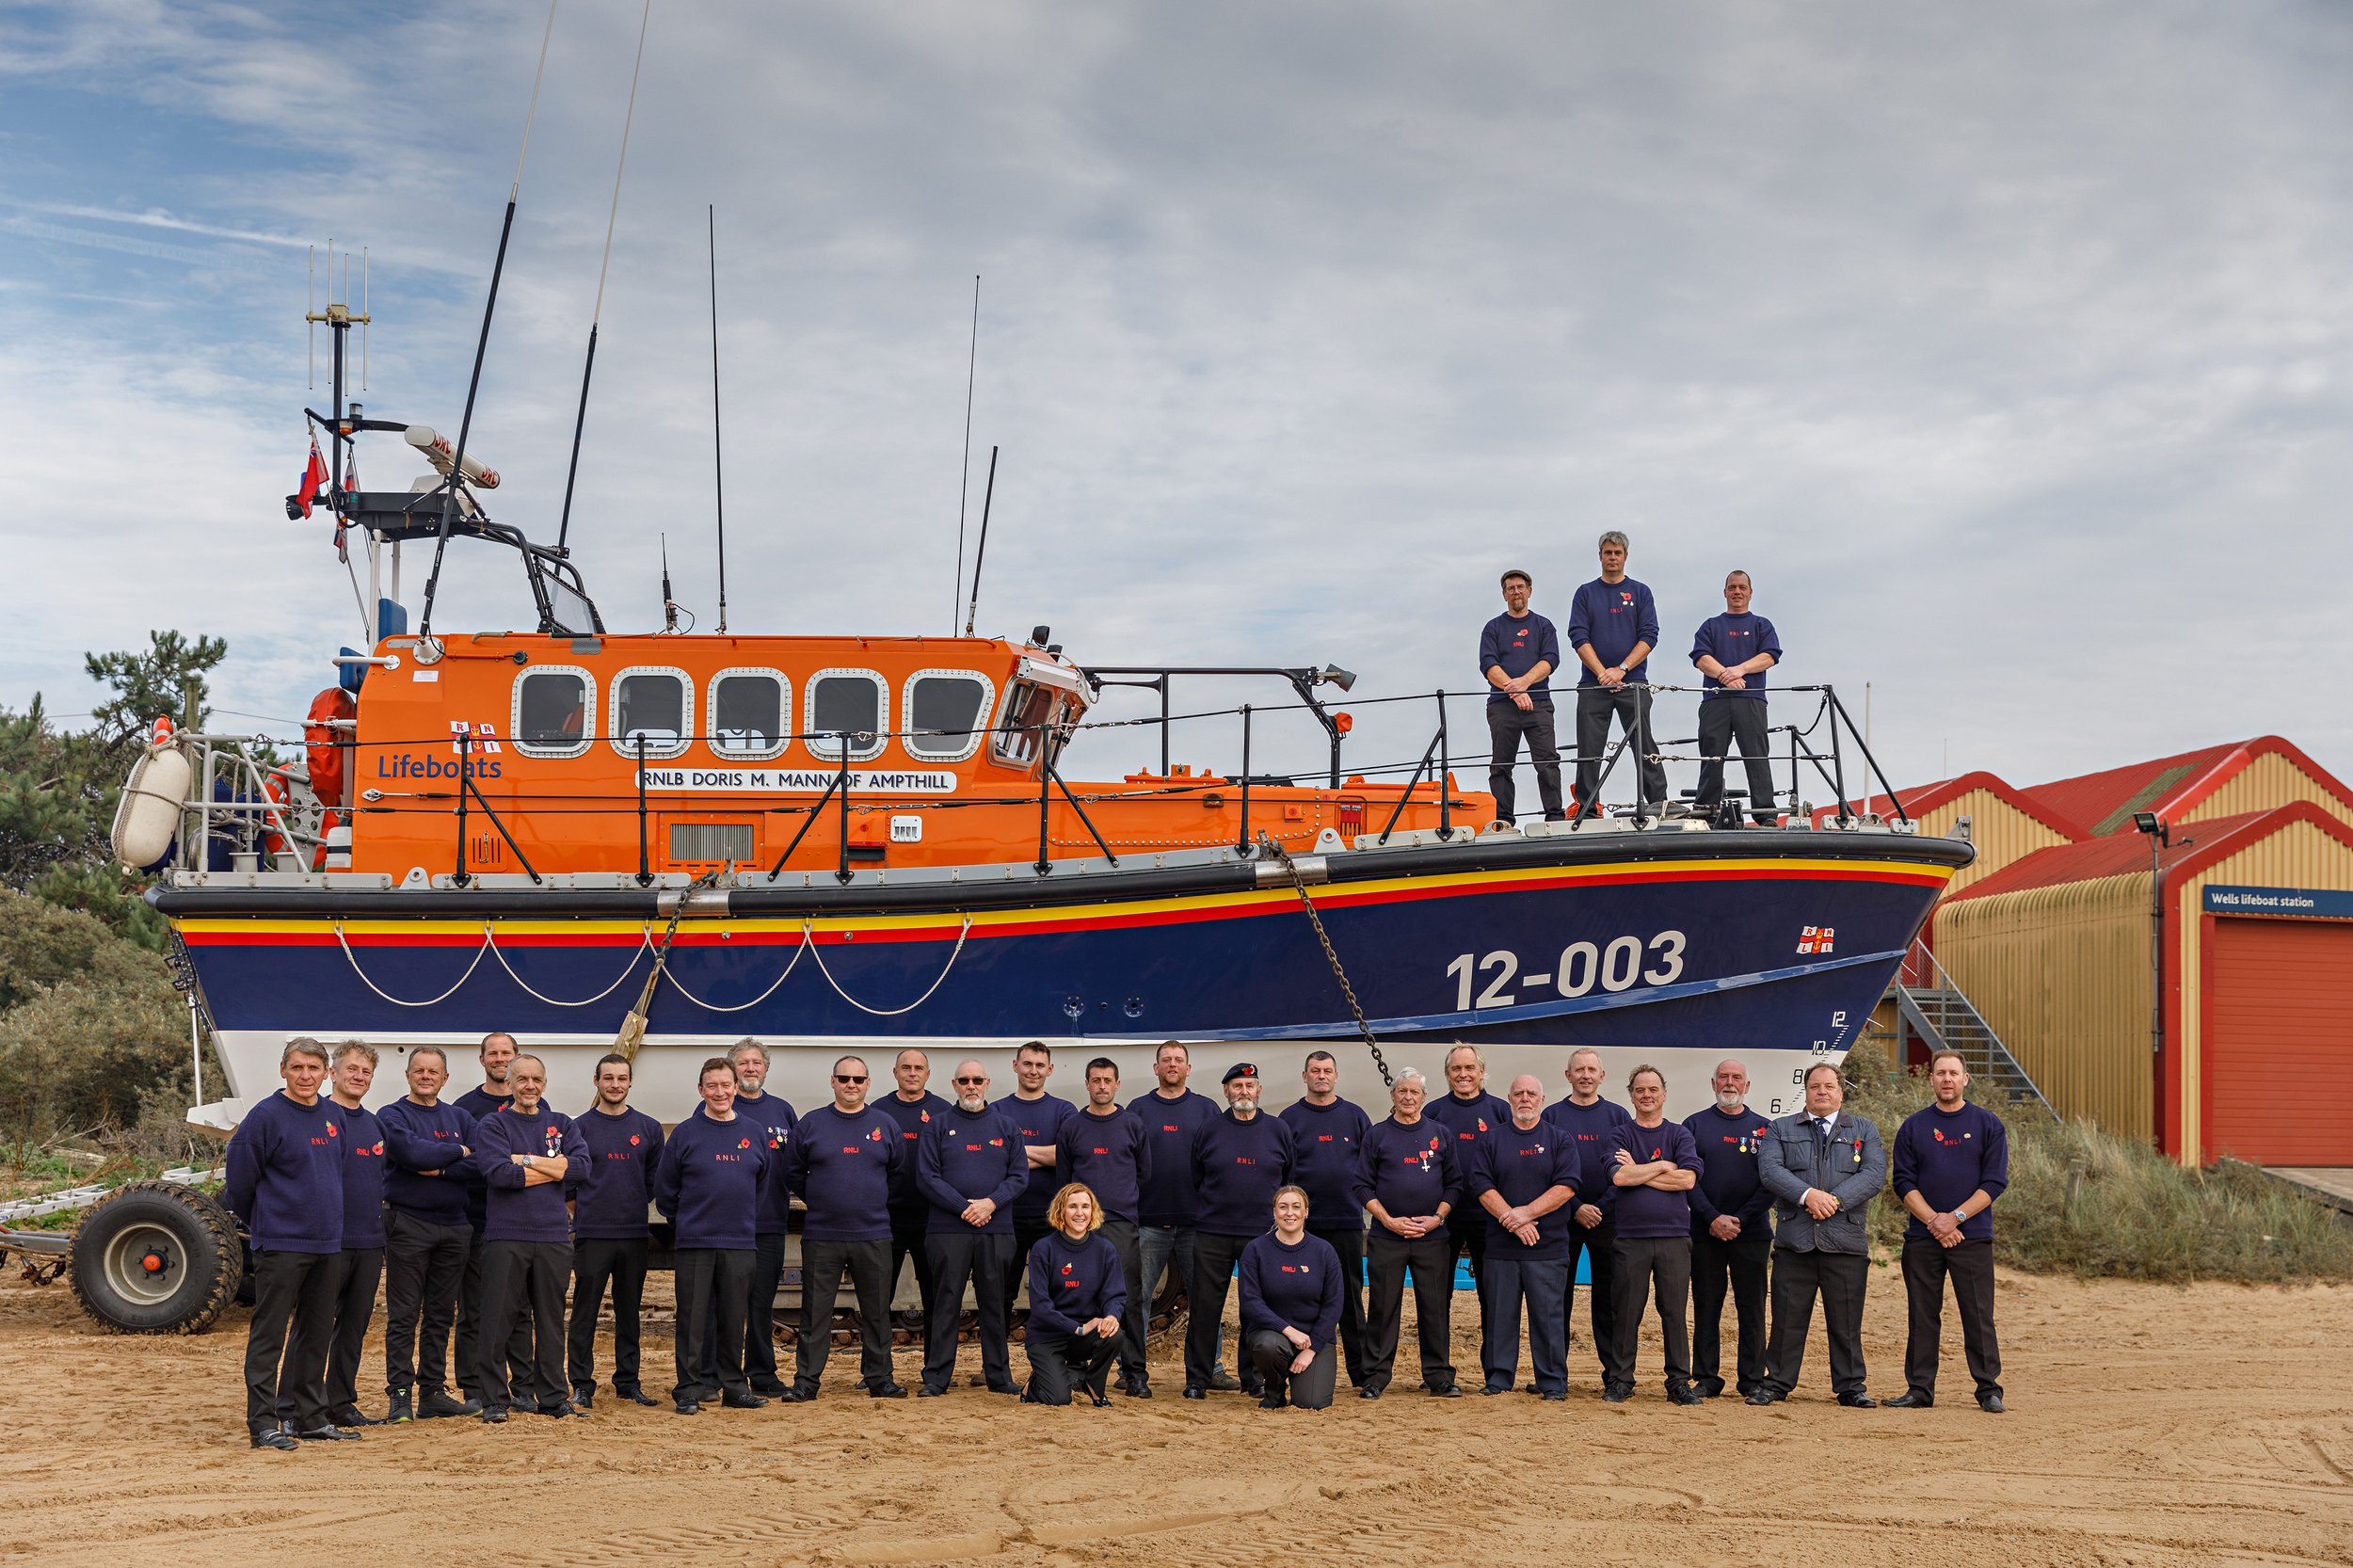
709, 668, 788, 760
610, 667, 692, 760
991, 680, 1064, 770
806, 669, 887, 761
903, 670, 993, 762
512, 667, 593, 759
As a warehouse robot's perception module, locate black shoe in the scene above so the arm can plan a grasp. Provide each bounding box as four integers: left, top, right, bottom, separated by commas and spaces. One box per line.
327, 1403, 383, 1428
967, 1373, 988, 1387
616, 1386, 661, 1407
674, 1399, 700, 1416
1602, 1386, 1633, 1404
417, 1388, 478, 1419
748, 1378, 791, 1397
571, 1386, 596, 1411
537, 1400, 580, 1418
292, 1423, 362, 1441
781, 1386, 816, 1403
1885, 1390, 1934, 1409
1121, 1377, 1152, 1400
1090, 1393, 1113, 1408
1667, 1384, 1704, 1406
1745, 1388, 1784, 1406
1541, 1390, 1568, 1401
1693, 1378, 1725, 1400
1426, 1384, 1462, 1399
1358, 1384, 1384, 1400
385, 1390, 414, 1424
721, 1390, 769, 1409
1182, 1385, 1207, 1400
249, 1423, 298, 1451
917, 1385, 948, 1398
1978, 1393, 2007, 1414
1205, 1369, 1241, 1392
479, 1408, 508, 1424
1481, 1384, 1512, 1396
1257, 1393, 1288, 1411
868, 1382, 907, 1400
1837, 1391, 1878, 1408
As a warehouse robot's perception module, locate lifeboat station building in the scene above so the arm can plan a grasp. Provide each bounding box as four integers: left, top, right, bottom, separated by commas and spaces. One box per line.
1835, 737, 2353, 1168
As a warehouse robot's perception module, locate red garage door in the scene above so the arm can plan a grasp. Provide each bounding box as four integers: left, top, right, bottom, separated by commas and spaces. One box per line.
2206, 917, 2353, 1164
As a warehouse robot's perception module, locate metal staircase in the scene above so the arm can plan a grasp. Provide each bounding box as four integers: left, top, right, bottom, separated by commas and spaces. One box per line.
1889, 940, 2056, 1116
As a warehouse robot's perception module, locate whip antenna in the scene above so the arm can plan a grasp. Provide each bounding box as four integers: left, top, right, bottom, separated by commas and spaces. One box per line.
418, 0, 560, 638
962, 444, 999, 637
556, 0, 653, 557
952, 274, 979, 633
709, 203, 729, 632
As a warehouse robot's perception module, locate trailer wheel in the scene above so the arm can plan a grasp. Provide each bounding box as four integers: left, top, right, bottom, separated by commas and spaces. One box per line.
67, 1182, 244, 1335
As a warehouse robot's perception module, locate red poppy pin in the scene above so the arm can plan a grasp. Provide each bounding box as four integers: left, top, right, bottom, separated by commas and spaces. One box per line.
629, 1134, 641, 1145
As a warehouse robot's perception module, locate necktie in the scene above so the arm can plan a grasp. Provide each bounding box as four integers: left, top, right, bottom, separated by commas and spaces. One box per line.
1815, 1118, 1832, 1159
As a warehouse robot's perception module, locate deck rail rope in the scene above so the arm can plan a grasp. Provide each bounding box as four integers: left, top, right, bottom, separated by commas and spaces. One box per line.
803, 913, 973, 1017
659, 931, 809, 1013
488, 924, 653, 1007
332, 920, 494, 1007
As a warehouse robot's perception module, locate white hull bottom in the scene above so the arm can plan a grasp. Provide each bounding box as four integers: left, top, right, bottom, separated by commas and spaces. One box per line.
200, 1030, 1850, 1130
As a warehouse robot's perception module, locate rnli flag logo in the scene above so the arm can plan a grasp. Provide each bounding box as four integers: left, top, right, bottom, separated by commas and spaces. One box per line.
1798, 925, 1836, 954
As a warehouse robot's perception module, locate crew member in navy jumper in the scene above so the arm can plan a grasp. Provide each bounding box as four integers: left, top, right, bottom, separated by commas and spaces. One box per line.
1133, 1041, 1231, 1389
1054, 1057, 1153, 1395
1022, 1183, 1128, 1406
568, 1052, 665, 1409
707, 1038, 795, 1397
1464, 1074, 1580, 1398
993, 1041, 1075, 1326
1566, 529, 1667, 815
785, 1054, 908, 1400
1353, 1068, 1463, 1398
377, 1046, 479, 1422
1683, 1058, 1775, 1399
1239, 1186, 1346, 1410
1689, 569, 1784, 823
469, 1053, 587, 1420
1278, 1050, 1371, 1387
1184, 1064, 1297, 1399
1423, 1045, 1511, 1340
451, 1031, 545, 1405
322, 1042, 389, 1429
1890, 1052, 2011, 1413
878, 1048, 953, 1343
916, 1060, 1027, 1397
1605, 1065, 1705, 1403
1481, 568, 1565, 824
653, 1056, 770, 1414
1546, 1047, 1632, 1385
224, 1037, 345, 1448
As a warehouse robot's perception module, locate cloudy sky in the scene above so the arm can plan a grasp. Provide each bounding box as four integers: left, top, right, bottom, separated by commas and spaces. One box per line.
2, 1, 2347, 803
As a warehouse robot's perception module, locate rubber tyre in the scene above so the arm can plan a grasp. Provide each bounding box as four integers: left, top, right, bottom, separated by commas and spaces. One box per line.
68, 1181, 244, 1335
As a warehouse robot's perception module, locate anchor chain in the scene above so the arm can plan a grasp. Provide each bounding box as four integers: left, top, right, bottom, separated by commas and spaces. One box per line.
1258, 834, 1393, 1089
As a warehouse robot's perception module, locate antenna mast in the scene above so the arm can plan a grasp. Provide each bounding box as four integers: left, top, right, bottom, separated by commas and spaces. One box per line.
961, 444, 999, 638
952, 274, 979, 634
709, 204, 729, 632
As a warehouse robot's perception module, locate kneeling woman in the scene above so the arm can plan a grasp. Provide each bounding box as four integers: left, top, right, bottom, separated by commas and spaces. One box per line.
1023, 1183, 1127, 1406
1239, 1186, 1344, 1410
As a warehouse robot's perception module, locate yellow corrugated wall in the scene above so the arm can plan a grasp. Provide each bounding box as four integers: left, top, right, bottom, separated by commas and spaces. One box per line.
1932, 874, 2152, 1140
1927, 787, 2073, 894
2181, 752, 2353, 833
2169, 818, 2353, 1164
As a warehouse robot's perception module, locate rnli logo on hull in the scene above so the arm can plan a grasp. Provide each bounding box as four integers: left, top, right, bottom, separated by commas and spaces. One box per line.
636, 768, 957, 793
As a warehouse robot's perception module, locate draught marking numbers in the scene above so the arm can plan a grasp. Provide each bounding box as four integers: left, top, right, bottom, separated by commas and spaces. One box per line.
1445, 930, 1688, 1010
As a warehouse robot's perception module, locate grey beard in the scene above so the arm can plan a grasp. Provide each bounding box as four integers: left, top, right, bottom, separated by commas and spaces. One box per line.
1716, 1090, 1744, 1111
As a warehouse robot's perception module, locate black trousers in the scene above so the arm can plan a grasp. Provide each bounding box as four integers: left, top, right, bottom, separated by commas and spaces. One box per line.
1364, 1226, 1455, 1390
1097, 1216, 1149, 1382
1003, 1214, 1052, 1321
1605, 1235, 1692, 1392
1695, 698, 1777, 822
568, 1236, 649, 1396
696, 1231, 786, 1391
1025, 1327, 1118, 1404
1690, 1227, 1772, 1395
244, 1248, 337, 1433
1310, 1224, 1369, 1385
1185, 1231, 1257, 1392
1765, 1247, 1869, 1397
324, 1243, 384, 1412
888, 1201, 936, 1340
796, 1237, 895, 1394
1563, 1215, 1618, 1377
477, 1238, 569, 1414
1573, 683, 1668, 810
383, 1208, 470, 1395
673, 1246, 755, 1402
457, 1225, 531, 1400
1247, 1330, 1338, 1409
1901, 1236, 2002, 1400
1486, 700, 1564, 823
1444, 1208, 1489, 1339
922, 1229, 1015, 1393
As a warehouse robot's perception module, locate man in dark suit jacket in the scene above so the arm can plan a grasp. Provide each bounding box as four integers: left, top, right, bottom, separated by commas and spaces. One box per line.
1751, 1062, 1886, 1407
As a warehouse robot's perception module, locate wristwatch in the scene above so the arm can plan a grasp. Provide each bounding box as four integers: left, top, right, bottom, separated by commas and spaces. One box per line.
1948, 1209, 1966, 1227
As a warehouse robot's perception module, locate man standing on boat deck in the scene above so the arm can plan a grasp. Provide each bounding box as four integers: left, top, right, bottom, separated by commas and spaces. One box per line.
1751, 1062, 1885, 1407
1547, 1047, 1632, 1388
321, 1042, 389, 1430
377, 1047, 482, 1422
916, 1060, 1027, 1398
453, 1031, 541, 1407
1056, 1057, 1154, 1396
1888, 1051, 2009, 1414
993, 1042, 1076, 1328
225, 1037, 345, 1448
469, 1053, 586, 1421
1481, 568, 1565, 824
1567, 530, 1668, 818
569, 1052, 664, 1410
698, 1038, 795, 1397
1422, 1045, 1511, 1344
1184, 1064, 1297, 1399
1682, 1059, 1775, 1400
1689, 569, 1784, 824
785, 1055, 908, 1400
1278, 1050, 1373, 1389
1132, 1041, 1236, 1391
878, 1048, 952, 1346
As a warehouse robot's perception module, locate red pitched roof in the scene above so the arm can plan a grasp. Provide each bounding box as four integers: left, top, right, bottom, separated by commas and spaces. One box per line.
1813, 770, 2086, 840
1945, 808, 2286, 903
2022, 736, 2353, 838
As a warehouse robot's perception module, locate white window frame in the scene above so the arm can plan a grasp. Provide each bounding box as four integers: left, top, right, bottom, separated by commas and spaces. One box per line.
900, 667, 996, 764
706, 666, 792, 761
990, 679, 1065, 769
510, 664, 596, 760
804, 666, 888, 762
607, 665, 695, 761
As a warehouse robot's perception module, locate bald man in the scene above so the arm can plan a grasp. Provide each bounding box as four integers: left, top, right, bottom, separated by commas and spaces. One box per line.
877, 1048, 952, 1344
1682, 1059, 1774, 1399
917, 1062, 1027, 1397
